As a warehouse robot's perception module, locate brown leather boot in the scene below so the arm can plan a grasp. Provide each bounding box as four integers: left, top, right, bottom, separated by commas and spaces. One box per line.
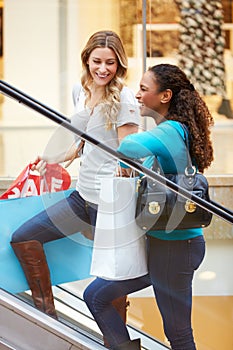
11, 240, 57, 319
103, 295, 130, 348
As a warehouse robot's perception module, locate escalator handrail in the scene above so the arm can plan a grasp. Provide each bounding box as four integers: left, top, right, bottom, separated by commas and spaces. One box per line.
0, 80, 71, 122
0, 80, 232, 225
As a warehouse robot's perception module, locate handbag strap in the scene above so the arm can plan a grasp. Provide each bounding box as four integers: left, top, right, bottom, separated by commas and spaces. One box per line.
151, 123, 196, 176
180, 123, 197, 175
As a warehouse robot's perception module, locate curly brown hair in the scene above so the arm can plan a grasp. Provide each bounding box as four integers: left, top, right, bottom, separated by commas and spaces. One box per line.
149, 64, 214, 173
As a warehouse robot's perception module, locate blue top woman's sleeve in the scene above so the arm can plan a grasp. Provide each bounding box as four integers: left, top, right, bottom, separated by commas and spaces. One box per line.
117, 120, 189, 173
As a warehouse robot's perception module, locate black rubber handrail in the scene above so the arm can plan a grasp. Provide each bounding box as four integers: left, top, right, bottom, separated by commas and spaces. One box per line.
0, 80, 232, 225
1, 80, 71, 122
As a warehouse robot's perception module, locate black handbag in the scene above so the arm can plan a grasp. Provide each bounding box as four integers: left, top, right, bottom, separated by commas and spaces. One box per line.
135, 126, 213, 232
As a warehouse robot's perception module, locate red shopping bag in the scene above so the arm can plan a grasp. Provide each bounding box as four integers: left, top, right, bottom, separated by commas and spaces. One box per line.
0, 163, 71, 199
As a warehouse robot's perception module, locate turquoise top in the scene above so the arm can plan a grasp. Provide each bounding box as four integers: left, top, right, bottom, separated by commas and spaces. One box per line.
117, 120, 203, 240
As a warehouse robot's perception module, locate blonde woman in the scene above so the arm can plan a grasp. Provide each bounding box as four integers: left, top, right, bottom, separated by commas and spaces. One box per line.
11, 31, 140, 322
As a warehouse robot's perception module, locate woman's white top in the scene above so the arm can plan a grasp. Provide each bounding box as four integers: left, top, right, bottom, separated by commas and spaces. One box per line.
71, 84, 140, 205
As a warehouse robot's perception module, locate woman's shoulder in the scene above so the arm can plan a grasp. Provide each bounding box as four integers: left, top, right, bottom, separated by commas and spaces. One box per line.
158, 120, 186, 139
120, 86, 137, 103
160, 120, 181, 129
72, 82, 82, 93
72, 83, 85, 106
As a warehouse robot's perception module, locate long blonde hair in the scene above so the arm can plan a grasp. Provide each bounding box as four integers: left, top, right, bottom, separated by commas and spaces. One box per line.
81, 30, 128, 129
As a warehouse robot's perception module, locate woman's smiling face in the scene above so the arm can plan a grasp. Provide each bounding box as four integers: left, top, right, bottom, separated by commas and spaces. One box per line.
87, 47, 118, 87
135, 70, 164, 117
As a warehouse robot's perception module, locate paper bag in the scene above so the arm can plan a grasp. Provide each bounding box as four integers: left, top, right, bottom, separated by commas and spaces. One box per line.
90, 177, 148, 280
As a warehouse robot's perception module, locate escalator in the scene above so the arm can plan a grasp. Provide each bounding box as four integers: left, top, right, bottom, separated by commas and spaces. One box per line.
0, 81, 232, 350
0, 285, 170, 350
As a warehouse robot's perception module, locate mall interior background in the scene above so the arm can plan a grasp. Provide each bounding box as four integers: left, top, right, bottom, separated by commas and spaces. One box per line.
0, 1, 232, 349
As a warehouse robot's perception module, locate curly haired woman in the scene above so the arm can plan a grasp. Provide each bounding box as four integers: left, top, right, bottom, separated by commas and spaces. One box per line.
84, 64, 214, 350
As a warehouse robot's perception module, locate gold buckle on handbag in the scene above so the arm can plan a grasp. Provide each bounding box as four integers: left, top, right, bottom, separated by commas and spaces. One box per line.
185, 200, 196, 213
148, 201, 160, 214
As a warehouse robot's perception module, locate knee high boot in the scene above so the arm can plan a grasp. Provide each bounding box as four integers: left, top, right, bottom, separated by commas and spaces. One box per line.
11, 240, 57, 319
113, 338, 141, 350
103, 296, 130, 348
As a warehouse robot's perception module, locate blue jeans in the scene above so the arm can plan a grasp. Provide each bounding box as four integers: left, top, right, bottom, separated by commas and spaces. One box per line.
11, 190, 98, 244
84, 235, 205, 350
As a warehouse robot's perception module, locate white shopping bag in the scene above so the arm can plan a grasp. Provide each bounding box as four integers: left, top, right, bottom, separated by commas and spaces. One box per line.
90, 177, 148, 280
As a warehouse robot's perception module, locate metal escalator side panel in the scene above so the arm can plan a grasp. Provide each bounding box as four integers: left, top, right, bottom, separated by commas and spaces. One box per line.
0, 288, 105, 350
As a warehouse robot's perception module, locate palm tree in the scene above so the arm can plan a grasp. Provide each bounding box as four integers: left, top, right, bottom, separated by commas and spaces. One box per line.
174, 0, 232, 118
